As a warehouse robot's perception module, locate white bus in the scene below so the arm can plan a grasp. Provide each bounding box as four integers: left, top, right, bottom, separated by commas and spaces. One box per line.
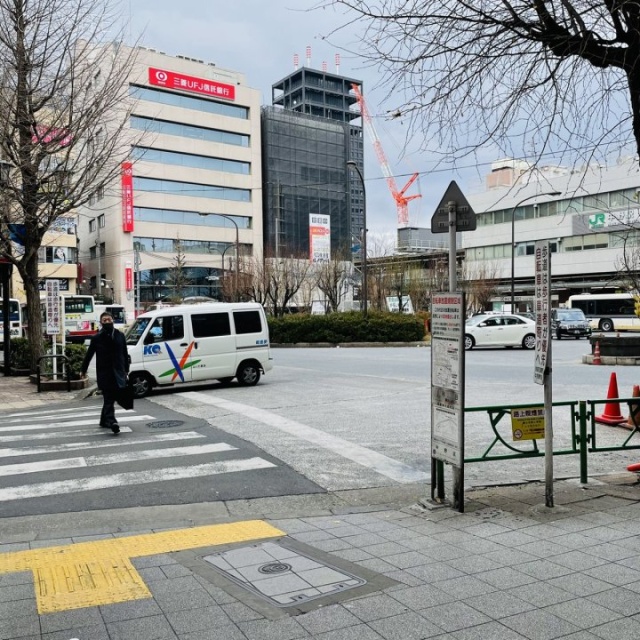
95, 304, 126, 331
62, 295, 98, 343
567, 293, 639, 332
0, 298, 23, 345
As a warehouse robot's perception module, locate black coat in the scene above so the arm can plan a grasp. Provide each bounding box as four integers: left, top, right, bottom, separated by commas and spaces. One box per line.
81, 328, 129, 391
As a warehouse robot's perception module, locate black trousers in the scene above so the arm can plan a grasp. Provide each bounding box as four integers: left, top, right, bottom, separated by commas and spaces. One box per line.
100, 388, 117, 426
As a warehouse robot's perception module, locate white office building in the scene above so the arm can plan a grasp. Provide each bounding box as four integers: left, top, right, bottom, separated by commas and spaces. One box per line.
76, 46, 263, 321
464, 157, 640, 311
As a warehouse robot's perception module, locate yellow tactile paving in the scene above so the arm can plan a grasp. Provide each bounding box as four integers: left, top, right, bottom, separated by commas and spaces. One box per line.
0, 520, 284, 614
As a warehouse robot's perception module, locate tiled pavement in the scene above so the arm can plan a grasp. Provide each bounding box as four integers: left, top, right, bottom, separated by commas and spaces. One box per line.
4, 374, 640, 638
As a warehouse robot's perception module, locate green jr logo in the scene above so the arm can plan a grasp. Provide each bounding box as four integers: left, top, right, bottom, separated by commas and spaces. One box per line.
589, 213, 606, 229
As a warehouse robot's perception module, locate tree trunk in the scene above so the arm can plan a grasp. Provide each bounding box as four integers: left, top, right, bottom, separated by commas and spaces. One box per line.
21, 253, 44, 373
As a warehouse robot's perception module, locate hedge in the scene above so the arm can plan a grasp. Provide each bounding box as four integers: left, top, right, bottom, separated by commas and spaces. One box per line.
268, 311, 426, 344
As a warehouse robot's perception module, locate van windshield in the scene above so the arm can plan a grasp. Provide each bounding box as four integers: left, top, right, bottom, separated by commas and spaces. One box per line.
125, 318, 151, 345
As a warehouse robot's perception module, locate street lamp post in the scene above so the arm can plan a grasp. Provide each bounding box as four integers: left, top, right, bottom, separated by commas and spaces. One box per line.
509, 191, 561, 313
347, 161, 367, 317
199, 213, 240, 301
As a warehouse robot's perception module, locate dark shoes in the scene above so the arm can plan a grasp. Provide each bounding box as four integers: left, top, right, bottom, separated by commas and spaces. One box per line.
100, 421, 120, 434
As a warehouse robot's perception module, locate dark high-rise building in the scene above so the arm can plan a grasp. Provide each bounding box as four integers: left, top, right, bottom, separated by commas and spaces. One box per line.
262, 66, 364, 259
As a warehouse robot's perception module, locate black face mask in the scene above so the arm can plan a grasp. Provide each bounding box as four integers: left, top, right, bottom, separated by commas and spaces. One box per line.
102, 323, 114, 335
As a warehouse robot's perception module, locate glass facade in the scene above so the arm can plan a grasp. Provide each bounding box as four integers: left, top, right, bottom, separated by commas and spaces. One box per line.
137, 266, 225, 303
134, 207, 250, 229
130, 85, 249, 119
261, 107, 361, 257
131, 147, 250, 174
130, 116, 249, 147
133, 177, 251, 202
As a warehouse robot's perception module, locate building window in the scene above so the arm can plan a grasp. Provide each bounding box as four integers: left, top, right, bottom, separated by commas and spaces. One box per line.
134, 207, 250, 229
100, 242, 105, 257
130, 116, 249, 147
129, 85, 249, 120
89, 246, 96, 260
131, 146, 250, 175
89, 218, 96, 232
98, 215, 105, 228
97, 185, 105, 200
133, 177, 251, 202
133, 235, 249, 256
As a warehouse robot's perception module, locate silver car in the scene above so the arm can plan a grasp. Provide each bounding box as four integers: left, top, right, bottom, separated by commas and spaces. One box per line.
464, 314, 536, 350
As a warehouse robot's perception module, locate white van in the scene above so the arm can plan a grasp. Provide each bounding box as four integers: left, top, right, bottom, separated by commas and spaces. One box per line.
125, 302, 273, 398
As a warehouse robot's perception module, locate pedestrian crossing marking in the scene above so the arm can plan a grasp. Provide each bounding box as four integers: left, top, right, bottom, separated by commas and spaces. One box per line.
0, 457, 276, 501
0, 431, 206, 457
0, 426, 134, 442
0, 520, 284, 613
0, 414, 154, 433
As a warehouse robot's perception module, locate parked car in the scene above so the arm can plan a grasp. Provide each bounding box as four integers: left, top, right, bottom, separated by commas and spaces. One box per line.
551, 308, 592, 339
464, 314, 536, 351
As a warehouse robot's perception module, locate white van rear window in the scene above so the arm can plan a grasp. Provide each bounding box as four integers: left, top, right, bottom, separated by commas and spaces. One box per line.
233, 310, 262, 334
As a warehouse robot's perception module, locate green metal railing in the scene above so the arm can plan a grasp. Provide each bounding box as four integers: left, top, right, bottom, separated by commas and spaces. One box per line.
464, 397, 640, 483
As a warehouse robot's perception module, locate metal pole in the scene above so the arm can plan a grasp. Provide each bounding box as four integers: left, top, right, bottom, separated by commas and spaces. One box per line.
1, 265, 10, 376
96, 220, 102, 296
135, 246, 141, 317
545, 338, 554, 507
347, 162, 367, 317
234, 220, 239, 302
448, 201, 463, 512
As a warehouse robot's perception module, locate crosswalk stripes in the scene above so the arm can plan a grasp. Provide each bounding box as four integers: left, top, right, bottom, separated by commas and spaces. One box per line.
0, 403, 277, 504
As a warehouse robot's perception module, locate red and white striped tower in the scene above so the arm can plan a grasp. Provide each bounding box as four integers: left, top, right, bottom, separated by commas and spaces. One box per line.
306, 45, 311, 67
335, 53, 341, 73
293, 53, 299, 70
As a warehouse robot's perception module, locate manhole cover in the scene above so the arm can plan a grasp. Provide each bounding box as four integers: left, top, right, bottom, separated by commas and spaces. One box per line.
147, 420, 184, 429
203, 541, 366, 607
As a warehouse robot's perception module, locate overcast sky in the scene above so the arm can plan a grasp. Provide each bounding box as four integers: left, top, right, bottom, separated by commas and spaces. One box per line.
127, 0, 490, 237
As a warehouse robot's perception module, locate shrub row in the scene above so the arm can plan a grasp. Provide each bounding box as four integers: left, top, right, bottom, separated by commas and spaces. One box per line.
9, 337, 87, 379
268, 311, 426, 344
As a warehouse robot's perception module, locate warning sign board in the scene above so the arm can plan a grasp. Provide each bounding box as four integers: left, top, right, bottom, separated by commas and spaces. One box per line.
511, 407, 545, 441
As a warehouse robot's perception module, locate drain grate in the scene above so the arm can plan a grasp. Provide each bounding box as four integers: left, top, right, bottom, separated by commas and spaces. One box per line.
203, 541, 366, 607
147, 420, 184, 429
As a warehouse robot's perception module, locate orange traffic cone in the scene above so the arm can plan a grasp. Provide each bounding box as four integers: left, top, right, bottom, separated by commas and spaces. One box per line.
625, 384, 640, 430
593, 341, 602, 365
595, 372, 627, 425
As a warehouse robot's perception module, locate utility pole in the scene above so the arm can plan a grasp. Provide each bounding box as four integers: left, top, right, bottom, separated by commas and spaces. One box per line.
134, 244, 141, 317
96, 219, 102, 296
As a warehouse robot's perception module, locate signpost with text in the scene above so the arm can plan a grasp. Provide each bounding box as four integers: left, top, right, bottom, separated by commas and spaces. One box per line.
534, 240, 554, 507
430, 181, 476, 512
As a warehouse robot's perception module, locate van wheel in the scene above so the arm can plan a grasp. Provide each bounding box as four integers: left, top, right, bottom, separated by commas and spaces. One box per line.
522, 334, 536, 350
129, 372, 153, 398
236, 362, 261, 387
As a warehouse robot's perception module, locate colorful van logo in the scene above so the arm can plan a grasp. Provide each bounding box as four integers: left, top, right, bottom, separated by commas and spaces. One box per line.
159, 341, 201, 382
143, 344, 162, 356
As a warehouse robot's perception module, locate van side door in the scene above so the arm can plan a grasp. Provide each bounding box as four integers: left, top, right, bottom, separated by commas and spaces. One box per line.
189, 311, 236, 381
142, 314, 192, 385
233, 309, 269, 356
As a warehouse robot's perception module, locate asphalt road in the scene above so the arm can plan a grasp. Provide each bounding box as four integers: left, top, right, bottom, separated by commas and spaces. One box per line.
1, 338, 638, 516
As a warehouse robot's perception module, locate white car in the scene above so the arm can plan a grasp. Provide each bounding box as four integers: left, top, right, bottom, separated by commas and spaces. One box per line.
464, 314, 536, 350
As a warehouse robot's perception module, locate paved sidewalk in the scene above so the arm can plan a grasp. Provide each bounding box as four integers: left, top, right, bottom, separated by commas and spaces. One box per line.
3, 375, 640, 639
0, 372, 94, 410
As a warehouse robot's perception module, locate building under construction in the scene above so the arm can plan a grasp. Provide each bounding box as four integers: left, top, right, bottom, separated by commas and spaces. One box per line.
261, 51, 364, 258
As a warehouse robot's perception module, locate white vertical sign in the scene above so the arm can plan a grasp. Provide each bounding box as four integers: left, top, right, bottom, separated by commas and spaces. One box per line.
46, 280, 61, 335
309, 214, 331, 263
534, 240, 551, 384
431, 292, 465, 466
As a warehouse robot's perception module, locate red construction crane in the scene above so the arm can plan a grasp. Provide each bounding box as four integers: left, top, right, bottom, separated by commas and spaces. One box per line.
352, 83, 421, 227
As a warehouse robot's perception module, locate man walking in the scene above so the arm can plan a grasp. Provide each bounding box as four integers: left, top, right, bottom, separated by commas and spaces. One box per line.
80, 312, 129, 434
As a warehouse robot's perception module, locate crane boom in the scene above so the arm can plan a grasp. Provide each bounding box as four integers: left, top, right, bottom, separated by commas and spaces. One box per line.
352, 83, 421, 227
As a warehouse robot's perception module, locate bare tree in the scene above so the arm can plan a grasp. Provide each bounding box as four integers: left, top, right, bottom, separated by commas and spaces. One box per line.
462, 261, 502, 314
325, 2, 640, 170
314, 249, 352, 313
240, 254, 314, 317
0, 0, 137, 370
168, 239, 190, 302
